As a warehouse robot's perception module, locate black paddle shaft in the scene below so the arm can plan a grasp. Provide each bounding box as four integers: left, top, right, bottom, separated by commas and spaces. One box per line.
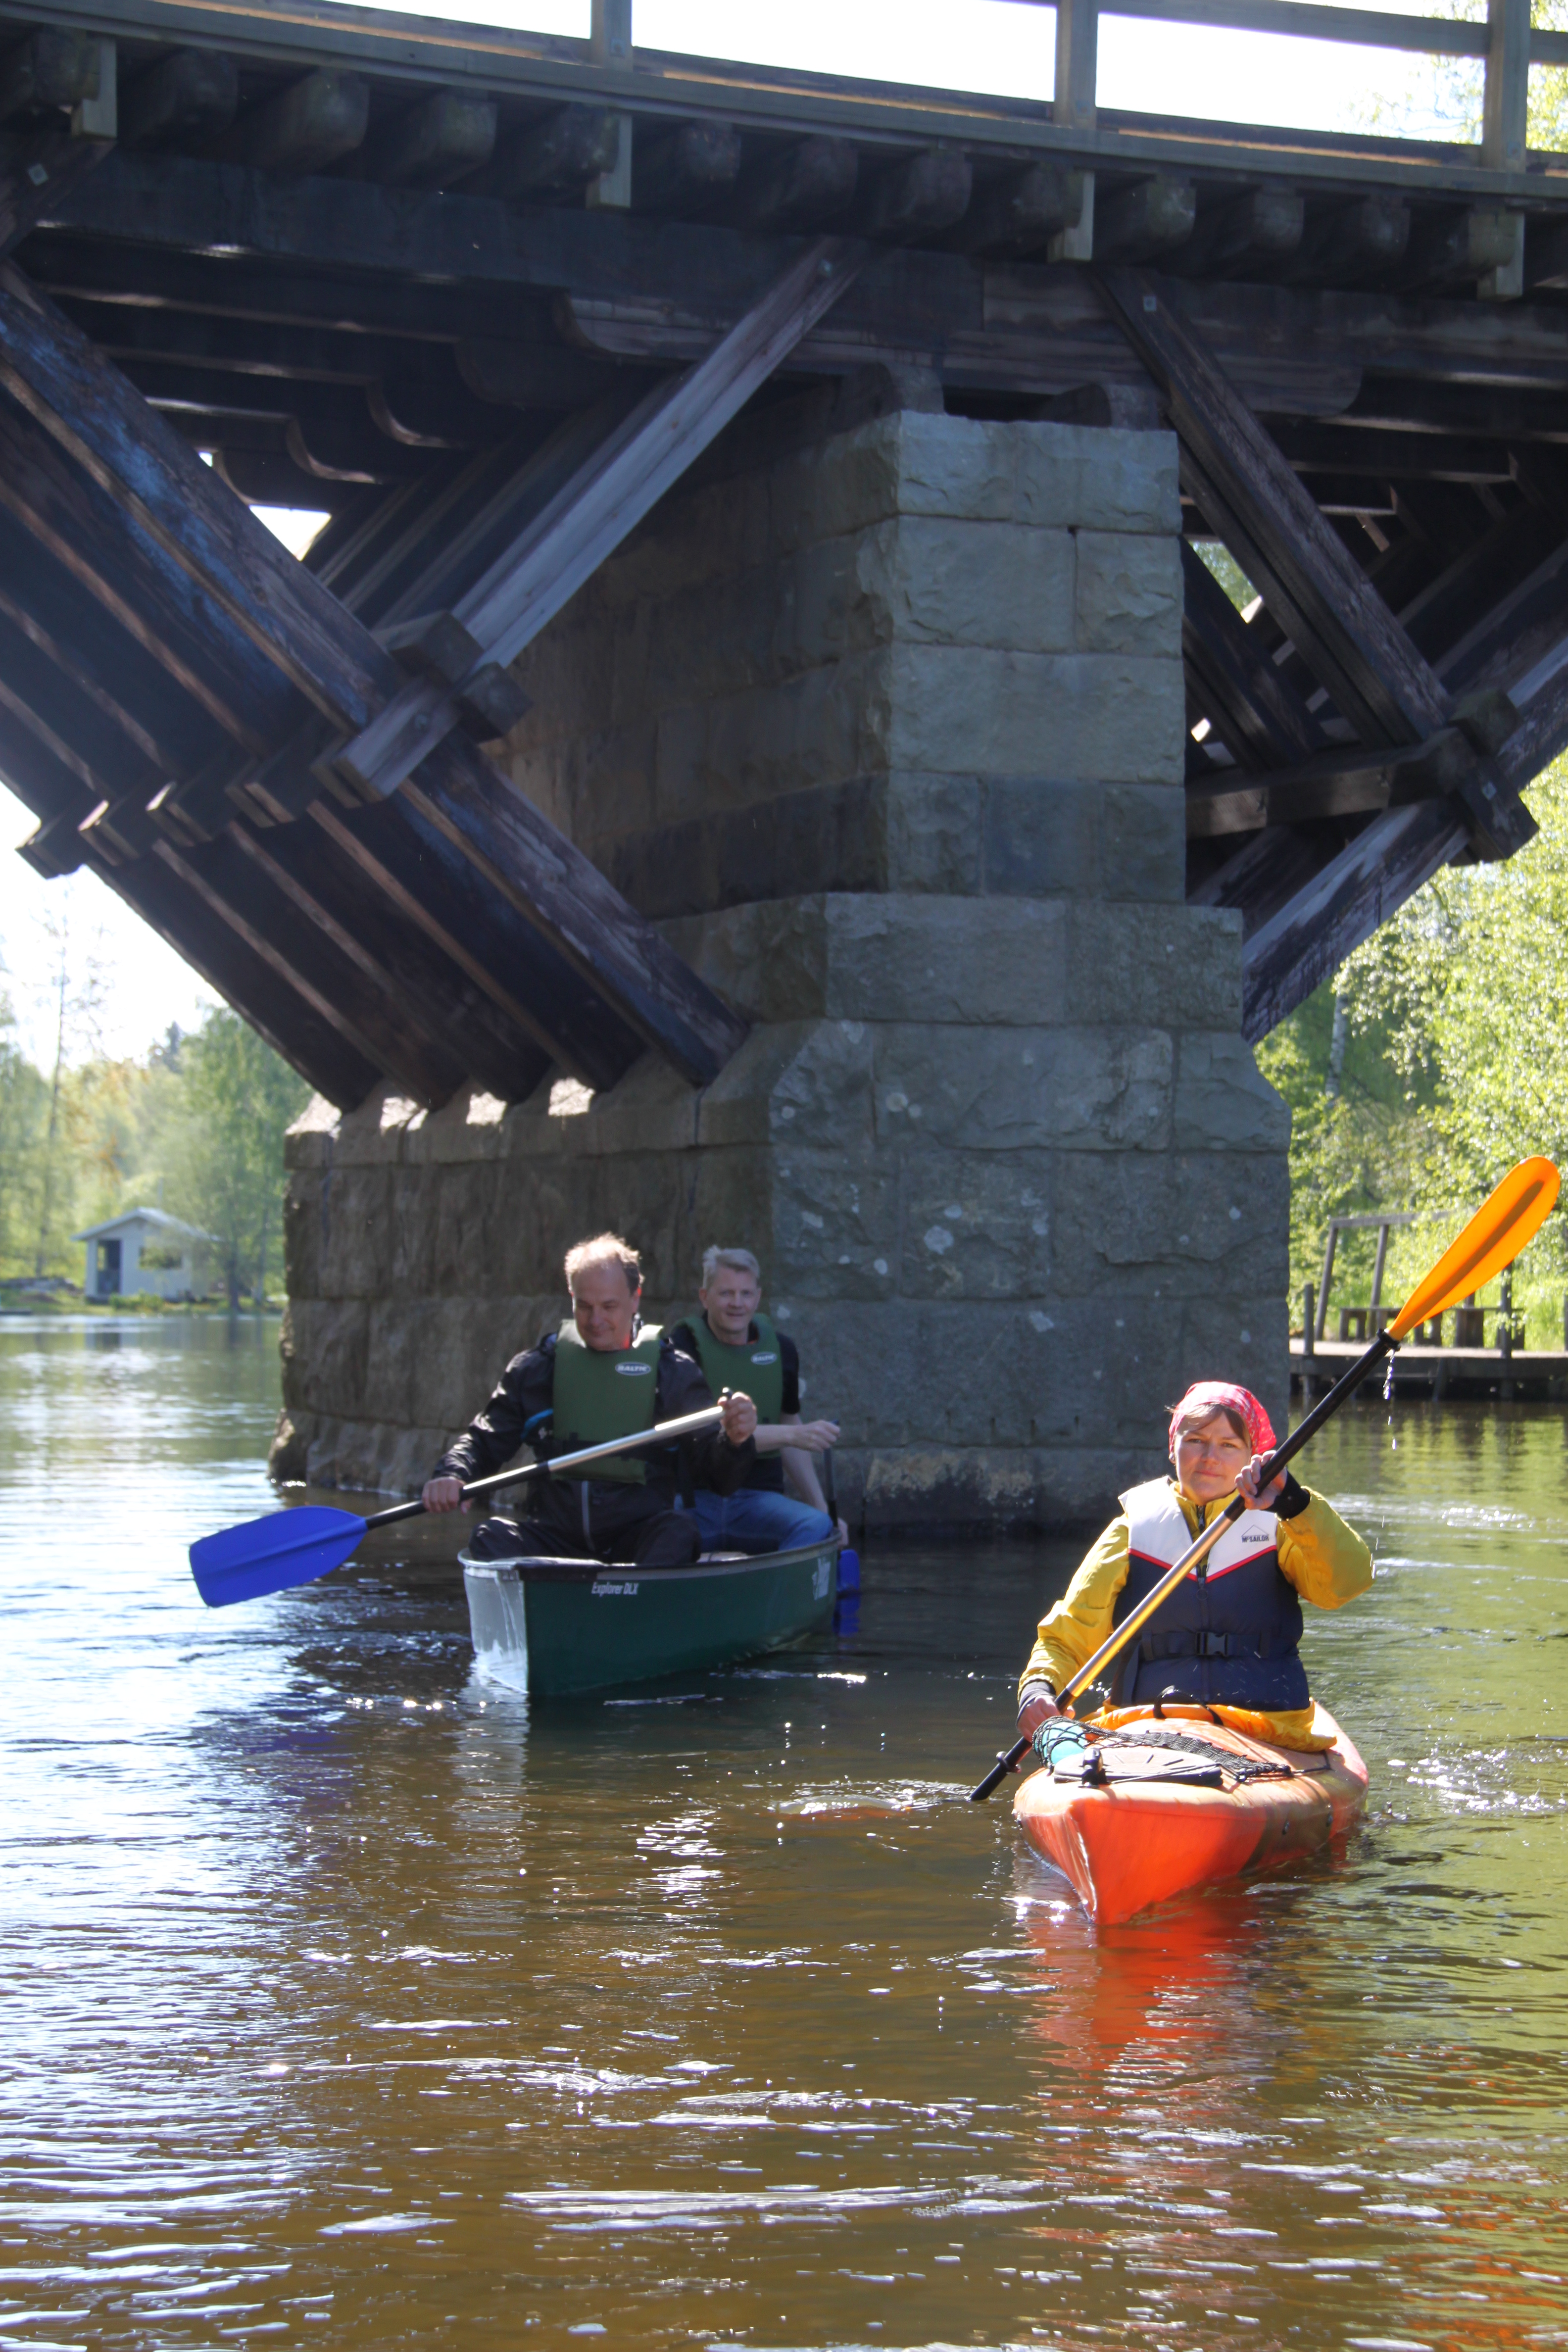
966, 1326, 1399, 1802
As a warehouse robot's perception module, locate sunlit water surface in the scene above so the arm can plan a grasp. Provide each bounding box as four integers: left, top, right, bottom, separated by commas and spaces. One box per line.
1, 1318, 1566, 2351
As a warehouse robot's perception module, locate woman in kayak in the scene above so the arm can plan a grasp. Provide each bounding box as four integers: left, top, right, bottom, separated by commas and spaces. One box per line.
1017, 1381, 1372, 1752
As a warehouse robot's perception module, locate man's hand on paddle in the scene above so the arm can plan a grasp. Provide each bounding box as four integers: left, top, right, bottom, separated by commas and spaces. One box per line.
719, 1390, 757, 1447
1235, 1452, 1286, 1510
422, 1475, 467, 1514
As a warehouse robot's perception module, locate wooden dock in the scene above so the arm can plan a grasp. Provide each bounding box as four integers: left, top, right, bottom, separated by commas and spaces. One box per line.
1291, 1339, 1568, 1401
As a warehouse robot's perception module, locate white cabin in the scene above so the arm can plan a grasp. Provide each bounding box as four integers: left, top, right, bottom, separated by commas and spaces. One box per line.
73, 1208, 214, 1303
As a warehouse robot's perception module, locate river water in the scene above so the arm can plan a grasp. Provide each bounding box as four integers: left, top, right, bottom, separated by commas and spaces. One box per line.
1, 1316, 1565, 2352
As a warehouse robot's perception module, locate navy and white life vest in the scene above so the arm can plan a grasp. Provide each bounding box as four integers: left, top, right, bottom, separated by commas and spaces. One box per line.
1109, 1476, 1309, 1713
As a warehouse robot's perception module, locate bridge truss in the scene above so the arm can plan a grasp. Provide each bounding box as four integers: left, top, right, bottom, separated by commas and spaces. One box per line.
2, 0, 1568, 1099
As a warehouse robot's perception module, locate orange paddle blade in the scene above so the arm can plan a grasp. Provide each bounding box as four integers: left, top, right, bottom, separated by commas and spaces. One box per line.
1388, 1157, 1561, 1340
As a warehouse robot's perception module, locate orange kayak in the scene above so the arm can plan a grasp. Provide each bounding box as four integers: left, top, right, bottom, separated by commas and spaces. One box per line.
1014, 1704, 1368, 1925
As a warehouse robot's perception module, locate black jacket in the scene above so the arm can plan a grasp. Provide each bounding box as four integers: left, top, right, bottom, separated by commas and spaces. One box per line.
434, 1327, 755, 1519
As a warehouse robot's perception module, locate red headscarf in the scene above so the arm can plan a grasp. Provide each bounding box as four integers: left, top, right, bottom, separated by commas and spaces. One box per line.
1168, 1381, 1275, 1462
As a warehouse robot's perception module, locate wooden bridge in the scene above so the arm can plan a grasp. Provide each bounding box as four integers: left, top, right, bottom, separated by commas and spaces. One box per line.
4, 0, 1568, 1107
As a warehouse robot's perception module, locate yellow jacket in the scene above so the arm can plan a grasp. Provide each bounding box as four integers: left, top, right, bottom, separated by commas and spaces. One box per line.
1019, 1480, 1373, 1749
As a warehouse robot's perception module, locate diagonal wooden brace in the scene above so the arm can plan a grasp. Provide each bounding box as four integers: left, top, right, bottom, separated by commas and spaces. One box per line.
333, 234, 865, 802
1100, 265, 1452, 750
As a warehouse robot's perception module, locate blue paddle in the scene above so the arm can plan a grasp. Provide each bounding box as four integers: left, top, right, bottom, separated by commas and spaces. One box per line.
189, 1405, 726, 1608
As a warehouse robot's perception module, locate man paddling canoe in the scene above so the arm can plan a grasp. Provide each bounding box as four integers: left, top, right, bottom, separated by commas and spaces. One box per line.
421, 1232, 757, 1568
1017, 1381, 1372, 1752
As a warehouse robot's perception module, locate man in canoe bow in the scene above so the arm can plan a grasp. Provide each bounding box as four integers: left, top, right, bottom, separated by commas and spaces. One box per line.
1017, 1382, 1372, 1753
421, 1232, 758, 1567
668, 1246, 847, 1556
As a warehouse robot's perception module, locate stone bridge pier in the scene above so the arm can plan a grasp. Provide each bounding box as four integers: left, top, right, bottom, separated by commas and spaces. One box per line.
273, 400, 1289, 1530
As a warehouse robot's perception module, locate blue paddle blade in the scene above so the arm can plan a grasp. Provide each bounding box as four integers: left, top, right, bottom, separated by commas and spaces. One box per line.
190, 1504, 369, 1608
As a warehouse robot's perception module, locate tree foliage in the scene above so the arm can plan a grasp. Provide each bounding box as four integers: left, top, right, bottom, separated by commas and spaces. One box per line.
0, 992, 308, 1305
163, 1011, 309, 1309
1258, 763, 1568, 1335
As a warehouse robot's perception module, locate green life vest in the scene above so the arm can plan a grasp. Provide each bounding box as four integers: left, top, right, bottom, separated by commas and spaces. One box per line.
684, 1312, 785, 1423
549, 1319, 663, 1484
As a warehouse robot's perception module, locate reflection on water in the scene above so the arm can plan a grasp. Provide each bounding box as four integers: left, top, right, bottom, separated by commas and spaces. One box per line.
1, 1323, 1565, 2348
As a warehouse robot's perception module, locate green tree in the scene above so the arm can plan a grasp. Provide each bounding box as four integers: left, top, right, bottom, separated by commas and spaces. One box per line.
0, 994, 49, 1276
164, 1010, 310, 1309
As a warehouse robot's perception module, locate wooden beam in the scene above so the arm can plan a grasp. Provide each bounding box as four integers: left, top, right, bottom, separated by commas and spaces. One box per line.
0, 374, 296, 753
219, 71, 369, 177
1270, 420, 1514, 482
120, 49, 238, 148
48, 151, 1568, 406
1173, 183, 1303, 278
858, 150, 972, 243
360, 89, 496, 189
1185, 721, 1521, 837
1238, 802, 1467, 1039
478, 104, 620, 200
0, 29, 101, 122
334, 235, 865, 804
635, 119, 742, 216
0, 126, 111, 259
1483, 0, 1530, 173
152, 831, 467, 1106
0, 264, 747, 1084
1285, 196, 1410, 287
304, 793, 644, 1092
1181, 540, 1328, 772
1101, 267, 1451, 745
227, 813, 552, 1105
735, 135, 858, 234
945, 163, 1085, 259
1094, 175, 1196, 264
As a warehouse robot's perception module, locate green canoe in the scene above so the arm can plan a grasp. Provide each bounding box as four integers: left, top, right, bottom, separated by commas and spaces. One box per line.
460, 1538, 841, 1697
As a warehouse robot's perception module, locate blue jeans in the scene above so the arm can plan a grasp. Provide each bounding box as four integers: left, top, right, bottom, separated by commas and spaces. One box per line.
693, 1486, 834, 1556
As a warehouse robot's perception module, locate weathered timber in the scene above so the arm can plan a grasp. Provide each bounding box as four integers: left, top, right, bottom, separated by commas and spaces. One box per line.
1185, 723, 1515, 836
303, 791, 645, 1092
1180, 539, 1331, 769
1173, 184, 1304, 277
1484, 0, 1531, 233
220, 71, 369, 177
1237, 801, 1468, 1038
946, 163, 1085, 258
286, 415, 430, 483
1440, 534, 1568, 702
0, 126, 110, 258
0, 28, 100, 120
734, 135, 857, 234
0, 372, 295, 753
228, 811, 552, 1105
479, 103, 619, 200
1392, 204, 1522, 295
1271, 420, 1514, 481
335, 236, 865, 803
360, 88, 496, 189
213, 446, 351, 510
46, 151, 1568, 405
0, 264, 749, 1084
635, 119, 741, 215
1286, 196, 1410, 285
115, 840, 384, 1107
0, 594, 163, 799
156, 828, 467, 1105
858, 149, 972, 243
456, 337, 631, 411
1094, 174, 1196, 264
119, 49, 238, 147
53, 297, 429, 385
1101, 267, 1451, 744
1346, 379, 1568, 438
370, 360, 516, 450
